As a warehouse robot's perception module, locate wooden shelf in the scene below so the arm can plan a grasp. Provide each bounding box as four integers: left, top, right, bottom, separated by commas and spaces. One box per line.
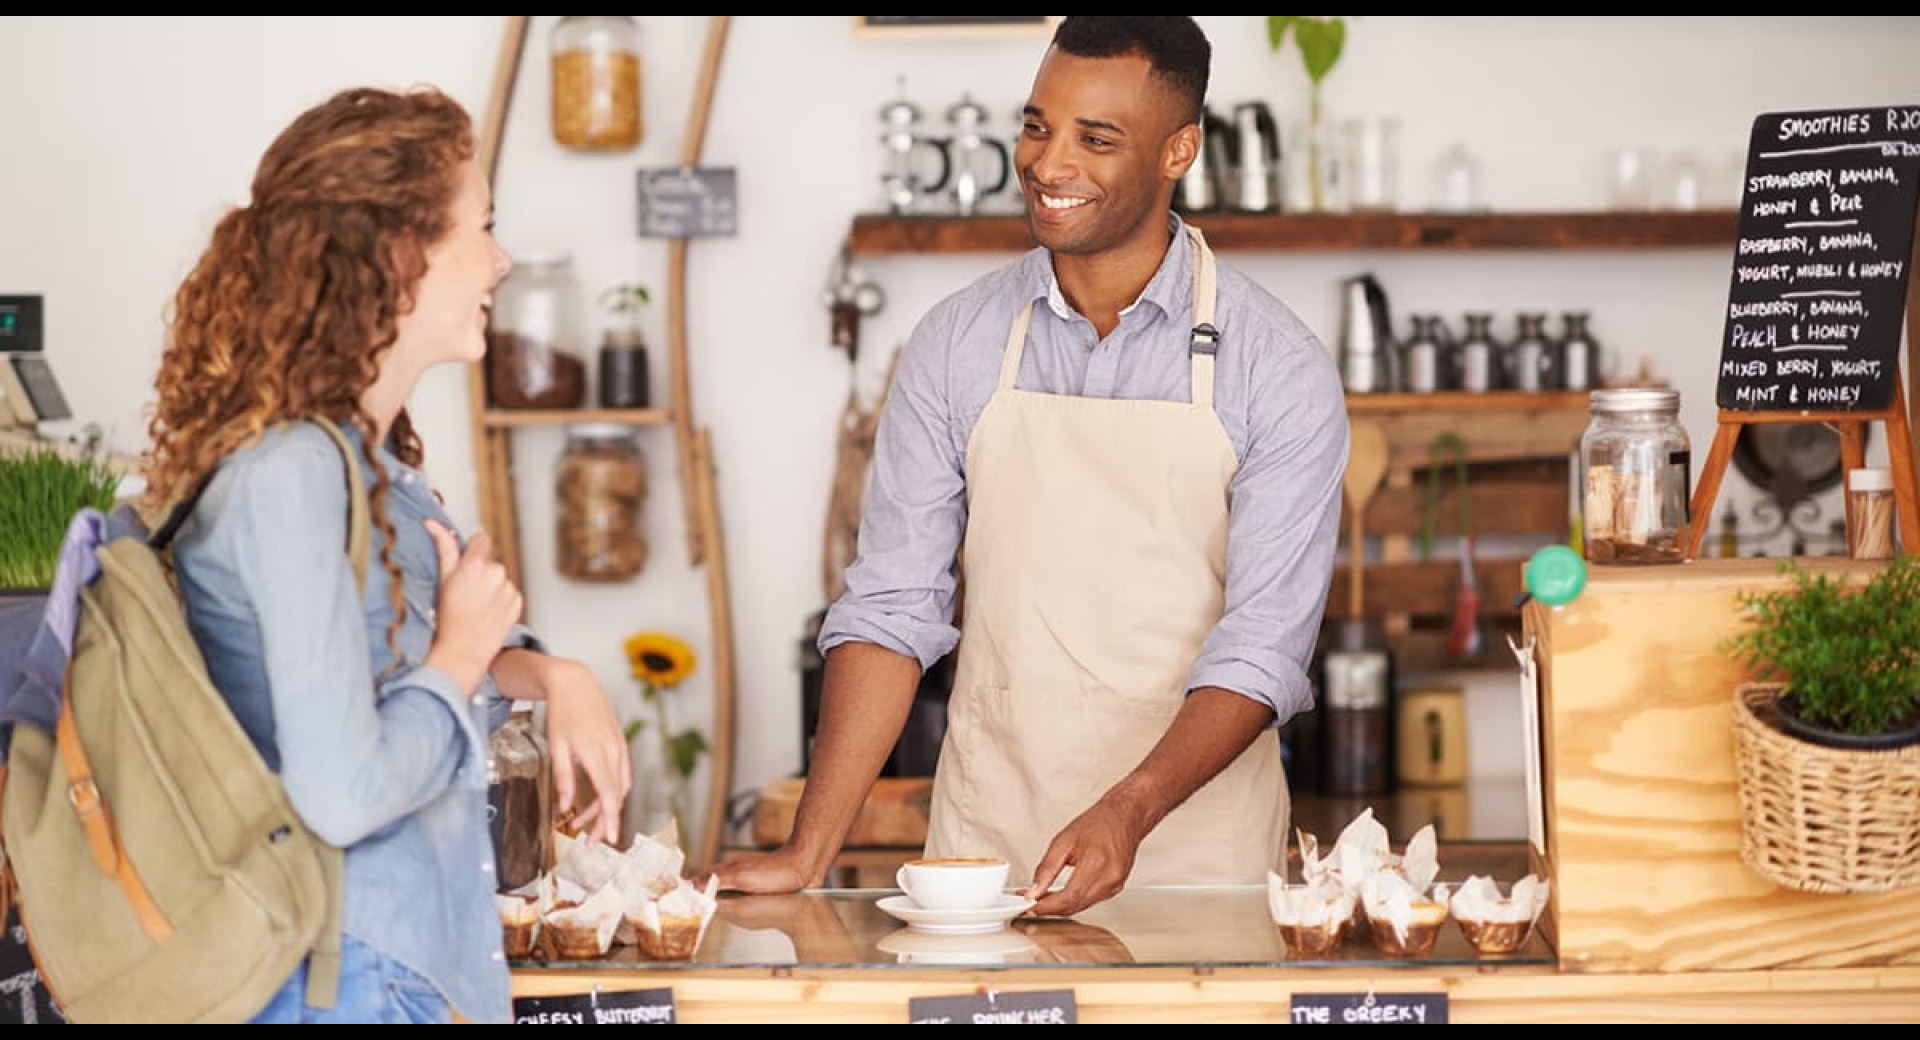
848, 209, 1740, 255
1334, 392, 1589, 674
480, 407, 673, 428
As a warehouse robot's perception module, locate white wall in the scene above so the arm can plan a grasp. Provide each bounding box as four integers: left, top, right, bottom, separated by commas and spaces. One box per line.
4, 16, 1918, 841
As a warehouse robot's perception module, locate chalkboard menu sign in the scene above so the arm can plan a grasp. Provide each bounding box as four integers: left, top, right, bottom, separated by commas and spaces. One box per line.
1716, 105, 1920, 412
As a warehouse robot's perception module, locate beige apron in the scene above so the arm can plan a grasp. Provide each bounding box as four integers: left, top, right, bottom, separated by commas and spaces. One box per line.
924, 227, 1288, 886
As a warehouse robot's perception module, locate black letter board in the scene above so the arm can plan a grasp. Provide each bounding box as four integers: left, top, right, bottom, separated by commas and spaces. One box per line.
1716, 105, 1920, 412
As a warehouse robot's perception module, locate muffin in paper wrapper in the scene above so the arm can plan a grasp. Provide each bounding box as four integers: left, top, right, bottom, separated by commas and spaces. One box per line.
542, 881, 625, 959
1361, 870, 1449, 957
1441, 874, 1550, 955
1266, 872, 1357, 956
624, 875, 720, 961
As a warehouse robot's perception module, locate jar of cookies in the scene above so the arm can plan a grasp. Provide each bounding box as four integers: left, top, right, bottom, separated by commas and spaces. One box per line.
549, 16, 643, 151
556, 423, 649, 581
488, 250, 587, 410
1580, 387, 1691, 565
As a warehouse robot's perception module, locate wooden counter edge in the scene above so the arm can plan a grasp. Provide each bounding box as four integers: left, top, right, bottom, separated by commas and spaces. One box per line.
510, 963, 1920, 1024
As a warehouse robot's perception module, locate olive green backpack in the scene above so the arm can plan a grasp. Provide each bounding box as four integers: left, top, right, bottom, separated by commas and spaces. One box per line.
0, 417, 366, 1023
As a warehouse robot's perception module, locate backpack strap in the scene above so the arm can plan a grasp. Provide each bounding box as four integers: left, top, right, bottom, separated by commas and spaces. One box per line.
298, 415, 369, 1011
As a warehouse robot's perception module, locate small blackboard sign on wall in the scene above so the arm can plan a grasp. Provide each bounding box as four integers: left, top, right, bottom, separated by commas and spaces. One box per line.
1716, 105, 1920, 412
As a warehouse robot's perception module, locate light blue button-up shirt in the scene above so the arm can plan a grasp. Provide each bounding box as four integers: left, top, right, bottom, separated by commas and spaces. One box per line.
173, 420, 527, 1024
820, 215, 1350, 726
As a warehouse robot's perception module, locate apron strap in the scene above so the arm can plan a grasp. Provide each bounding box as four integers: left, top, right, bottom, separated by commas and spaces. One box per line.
1002, 224, 1222, 404
1185, 225, 1219, 409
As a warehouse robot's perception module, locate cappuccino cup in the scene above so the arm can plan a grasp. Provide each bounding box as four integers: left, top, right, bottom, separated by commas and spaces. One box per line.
895, 855, 1010, 911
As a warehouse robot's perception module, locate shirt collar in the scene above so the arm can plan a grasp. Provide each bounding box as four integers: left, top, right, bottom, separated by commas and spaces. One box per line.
1039, 211, 1193, 326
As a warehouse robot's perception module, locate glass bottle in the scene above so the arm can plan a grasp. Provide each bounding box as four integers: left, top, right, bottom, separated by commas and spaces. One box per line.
1557, 311, 1602, 392
1718, 499, 1741, 559
488, 251, 588, 410
549, 16, 643, 151
556, 423, 649, 581
1457, 313, 1500, 393
1506, 312, 1556, 392
1580, 387, 1691, 565
486, 706, 553, 892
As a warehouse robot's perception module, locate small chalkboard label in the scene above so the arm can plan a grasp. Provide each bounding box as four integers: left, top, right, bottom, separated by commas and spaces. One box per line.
636, 166, 738, 239
513, 987, 677, 1025
908, 988, 1076, 1025
1716, 105, 1920, 412
0, 906, 64, 1025
1291, 992, 1448, 1025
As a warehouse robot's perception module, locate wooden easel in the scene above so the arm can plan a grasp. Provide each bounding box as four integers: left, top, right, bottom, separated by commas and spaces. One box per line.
1687, 383, 1920, 559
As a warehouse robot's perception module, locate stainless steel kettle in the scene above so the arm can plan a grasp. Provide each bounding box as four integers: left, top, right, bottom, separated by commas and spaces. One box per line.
1174, 106, 1233, 214
1230, 101, 1281, 213
1339, 272, 1397, 393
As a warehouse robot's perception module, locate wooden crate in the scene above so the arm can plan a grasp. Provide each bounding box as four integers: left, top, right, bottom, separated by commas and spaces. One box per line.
1523, 557, 1920, 973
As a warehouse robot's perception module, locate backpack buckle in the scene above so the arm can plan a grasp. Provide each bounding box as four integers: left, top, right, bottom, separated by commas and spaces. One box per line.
67, 778, 102, 816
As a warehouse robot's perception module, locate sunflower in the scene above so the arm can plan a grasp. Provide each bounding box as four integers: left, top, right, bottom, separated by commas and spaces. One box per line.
624, 631, 696, 688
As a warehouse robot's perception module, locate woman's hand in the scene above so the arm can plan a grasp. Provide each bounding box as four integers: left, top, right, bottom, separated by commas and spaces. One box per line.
533, 656, 632, 847
423, 520, 522, 692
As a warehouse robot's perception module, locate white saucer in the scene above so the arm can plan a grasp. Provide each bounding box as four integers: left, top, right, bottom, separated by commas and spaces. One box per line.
875, 893, 1035, 934
876, 926, 1039, 964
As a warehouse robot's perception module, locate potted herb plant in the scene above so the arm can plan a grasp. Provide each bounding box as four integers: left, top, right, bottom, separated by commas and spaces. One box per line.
1720, 553, 1920, 894
0, 443, 123, 595
1722, 553, 1920, 748
596, 282, 653, 410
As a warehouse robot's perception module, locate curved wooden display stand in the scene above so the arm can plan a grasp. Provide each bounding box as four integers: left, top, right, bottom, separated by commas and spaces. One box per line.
467, 16, 738, 872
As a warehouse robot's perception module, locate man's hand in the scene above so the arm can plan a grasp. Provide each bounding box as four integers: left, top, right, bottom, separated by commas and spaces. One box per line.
697, 846, 821, 896
1021, 788, 1154, 917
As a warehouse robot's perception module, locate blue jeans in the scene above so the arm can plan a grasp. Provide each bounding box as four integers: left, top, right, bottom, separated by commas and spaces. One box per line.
250, 935, 450, 1024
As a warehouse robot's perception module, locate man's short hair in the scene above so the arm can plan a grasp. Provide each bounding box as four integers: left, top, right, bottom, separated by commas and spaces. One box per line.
1051, 16, 1211, 125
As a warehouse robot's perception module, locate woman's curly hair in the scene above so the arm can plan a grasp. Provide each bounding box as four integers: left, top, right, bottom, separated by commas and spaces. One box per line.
142, 85, 477, 655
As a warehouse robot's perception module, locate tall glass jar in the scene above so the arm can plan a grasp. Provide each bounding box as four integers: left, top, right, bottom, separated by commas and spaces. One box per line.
1581, 387, 1691, 565
486, 706, 553, 892
488, 250, 587, 410
556, 423, 649, 581
549, 16, 643, 151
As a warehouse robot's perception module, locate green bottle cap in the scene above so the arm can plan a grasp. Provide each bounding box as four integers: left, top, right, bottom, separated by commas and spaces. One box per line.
1525, 545, 1588, 607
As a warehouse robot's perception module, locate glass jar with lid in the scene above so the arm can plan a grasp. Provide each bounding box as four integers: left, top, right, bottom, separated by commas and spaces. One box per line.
488, 250, 588, 410
1581, 387, 1692, 565
486, 704, 553, 891
556, 423, 649, 581
549, 16, 643, 151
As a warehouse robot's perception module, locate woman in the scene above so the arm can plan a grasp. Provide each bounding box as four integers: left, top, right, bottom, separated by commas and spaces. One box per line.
141, 85, 630, 1024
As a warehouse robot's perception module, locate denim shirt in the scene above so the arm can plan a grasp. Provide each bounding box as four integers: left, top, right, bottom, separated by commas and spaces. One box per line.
171, 421, 528, 1025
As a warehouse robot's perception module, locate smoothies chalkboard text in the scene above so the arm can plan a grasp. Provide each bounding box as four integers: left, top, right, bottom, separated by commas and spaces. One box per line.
1716, 105, 1920, 412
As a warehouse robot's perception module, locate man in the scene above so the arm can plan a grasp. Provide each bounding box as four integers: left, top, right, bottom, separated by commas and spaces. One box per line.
710, 16, 1347, 917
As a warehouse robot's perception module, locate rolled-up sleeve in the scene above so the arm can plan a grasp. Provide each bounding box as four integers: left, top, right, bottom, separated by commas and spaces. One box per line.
1189, 325, 1349, 726
818, 301, 970, 671
220, 440, 487, 847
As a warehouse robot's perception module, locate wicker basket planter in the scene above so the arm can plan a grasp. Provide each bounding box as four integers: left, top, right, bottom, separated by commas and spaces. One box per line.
1732, 682, 1920, 894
